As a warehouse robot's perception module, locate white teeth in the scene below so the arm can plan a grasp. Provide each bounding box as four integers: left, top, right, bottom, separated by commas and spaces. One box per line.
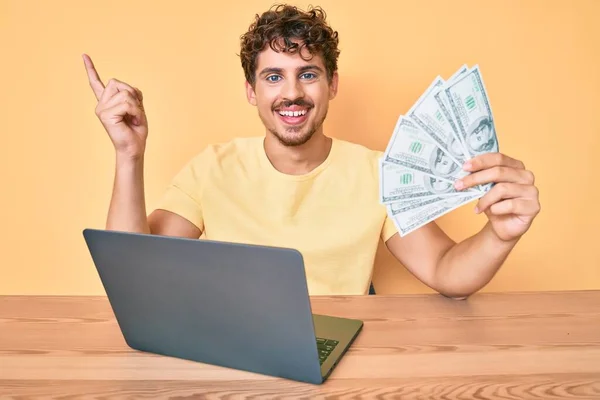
278, 109, 307, 117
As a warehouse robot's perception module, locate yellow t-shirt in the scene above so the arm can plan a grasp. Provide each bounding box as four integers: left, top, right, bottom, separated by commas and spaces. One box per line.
155, 136, 398, 295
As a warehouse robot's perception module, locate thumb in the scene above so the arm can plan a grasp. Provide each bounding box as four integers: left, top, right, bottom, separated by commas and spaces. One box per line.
134, 87, 143, 102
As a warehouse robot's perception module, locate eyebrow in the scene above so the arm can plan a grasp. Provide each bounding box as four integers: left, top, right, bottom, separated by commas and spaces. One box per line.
258, 65, 325, 77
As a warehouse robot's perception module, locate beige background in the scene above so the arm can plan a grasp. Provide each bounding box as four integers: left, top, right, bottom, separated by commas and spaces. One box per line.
1, 0, 598, 295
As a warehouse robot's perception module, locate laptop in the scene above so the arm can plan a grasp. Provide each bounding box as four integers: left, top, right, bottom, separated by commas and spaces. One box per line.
82, 228, 363, 384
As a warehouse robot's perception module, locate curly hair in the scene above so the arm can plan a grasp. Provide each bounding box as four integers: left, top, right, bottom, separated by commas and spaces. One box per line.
239, 4, 340, 87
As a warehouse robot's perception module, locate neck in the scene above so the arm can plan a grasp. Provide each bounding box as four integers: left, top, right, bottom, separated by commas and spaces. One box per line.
263, 131, 333, 176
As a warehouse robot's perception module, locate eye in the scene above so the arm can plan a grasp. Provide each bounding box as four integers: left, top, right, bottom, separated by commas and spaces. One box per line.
266, 75, 281, 83
300, 72, 316, 80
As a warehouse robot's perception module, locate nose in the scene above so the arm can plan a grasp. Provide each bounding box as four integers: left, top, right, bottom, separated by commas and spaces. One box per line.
281, 76, 304, 101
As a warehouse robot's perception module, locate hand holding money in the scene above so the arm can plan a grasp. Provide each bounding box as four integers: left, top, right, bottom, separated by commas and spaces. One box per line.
380, 64, 540, 238
456, 153, 540, 241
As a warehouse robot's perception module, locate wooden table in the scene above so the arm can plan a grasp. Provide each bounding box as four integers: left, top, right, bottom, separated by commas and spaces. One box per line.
1, 291, 599, 399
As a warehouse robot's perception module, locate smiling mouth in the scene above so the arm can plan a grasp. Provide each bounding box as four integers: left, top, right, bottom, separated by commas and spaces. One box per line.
275, 108, 310, 126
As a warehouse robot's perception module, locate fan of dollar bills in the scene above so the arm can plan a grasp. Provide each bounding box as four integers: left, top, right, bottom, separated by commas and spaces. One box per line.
380, 64, 499, 237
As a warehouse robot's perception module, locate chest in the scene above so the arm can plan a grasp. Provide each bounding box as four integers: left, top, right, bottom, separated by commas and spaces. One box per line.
200, 173, 384, 250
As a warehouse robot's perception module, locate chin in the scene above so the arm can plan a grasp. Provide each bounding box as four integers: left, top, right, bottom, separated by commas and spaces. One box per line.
271, 127, 316, 147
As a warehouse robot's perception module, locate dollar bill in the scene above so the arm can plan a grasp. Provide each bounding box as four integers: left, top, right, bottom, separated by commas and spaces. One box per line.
379, 64, 500, 237
388, 192, 485, 237
379, 158, 475, 204
448, 64, 468, 82
407, 75, 470, 167
383, 115, 469, 183
444, 64, 472, 156
437, 65, 499, 158
387, 195, 460, 216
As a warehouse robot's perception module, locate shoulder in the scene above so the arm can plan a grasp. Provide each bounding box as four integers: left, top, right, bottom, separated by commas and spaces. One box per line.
333, 138, 383, 175
334, 138, 383, 159
186, 136, 263, 167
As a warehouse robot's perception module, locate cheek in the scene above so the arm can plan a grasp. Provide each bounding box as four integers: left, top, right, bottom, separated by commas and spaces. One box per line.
257, 97, 275, 113
255, 87, 277, 110
310, 86, 331, 108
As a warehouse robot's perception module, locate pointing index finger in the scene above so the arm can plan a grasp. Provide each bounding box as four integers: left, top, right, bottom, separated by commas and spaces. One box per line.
82, 54, 105, 101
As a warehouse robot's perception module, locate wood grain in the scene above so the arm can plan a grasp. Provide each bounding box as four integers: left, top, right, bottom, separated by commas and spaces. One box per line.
1, 291, 599, 399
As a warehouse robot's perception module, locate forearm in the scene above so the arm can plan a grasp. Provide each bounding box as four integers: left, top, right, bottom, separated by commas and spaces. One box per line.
106, 154, 150, 234
434, 222, 519, 298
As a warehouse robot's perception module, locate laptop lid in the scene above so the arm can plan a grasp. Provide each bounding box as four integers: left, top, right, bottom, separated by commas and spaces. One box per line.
82, 228, 324, 384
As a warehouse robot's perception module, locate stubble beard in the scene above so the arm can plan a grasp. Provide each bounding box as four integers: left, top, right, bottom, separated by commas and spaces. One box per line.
268, 110, 328, 147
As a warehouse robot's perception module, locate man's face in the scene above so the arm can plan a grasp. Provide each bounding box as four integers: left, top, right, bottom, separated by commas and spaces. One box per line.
449, 136, 463, 157
431, 178, 451, 192
468, 124, 492, 152
434, 151, 454, 175
245, 40, 338, 147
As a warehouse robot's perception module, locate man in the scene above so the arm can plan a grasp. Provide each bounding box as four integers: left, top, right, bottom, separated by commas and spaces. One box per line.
82, 4, 540, 298
467, 117, 498, 155
431, 147, 460, 179
425, 176, 454, 195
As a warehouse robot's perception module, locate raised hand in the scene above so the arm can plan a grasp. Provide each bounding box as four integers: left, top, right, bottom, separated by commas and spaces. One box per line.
456, 153, 541, 242
83, 54, 148, 159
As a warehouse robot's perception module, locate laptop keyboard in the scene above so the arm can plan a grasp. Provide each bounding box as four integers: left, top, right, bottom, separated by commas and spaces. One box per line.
316, 337, 339, 365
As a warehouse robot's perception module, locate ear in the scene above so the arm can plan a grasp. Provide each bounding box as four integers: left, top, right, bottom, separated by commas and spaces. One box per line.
245, 81, 257, 106
329, 71, 339, 100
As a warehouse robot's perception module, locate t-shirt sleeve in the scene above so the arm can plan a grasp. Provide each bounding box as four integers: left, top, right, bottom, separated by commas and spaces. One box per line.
154, 147, 214, 231
381, 213, 398, 242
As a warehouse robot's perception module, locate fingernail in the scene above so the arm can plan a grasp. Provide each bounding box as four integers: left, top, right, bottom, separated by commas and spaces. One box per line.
474, 206, 480, 214
132, 117, 139, 125
454, 180, 464, 190
463, 161, 472, 171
